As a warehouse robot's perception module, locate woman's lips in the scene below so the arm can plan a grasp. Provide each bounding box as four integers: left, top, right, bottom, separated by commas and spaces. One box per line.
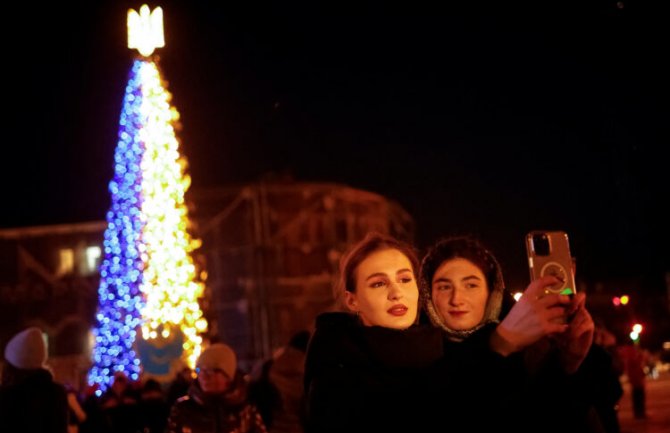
387, 304, 408, 316
448, 311, 468, 317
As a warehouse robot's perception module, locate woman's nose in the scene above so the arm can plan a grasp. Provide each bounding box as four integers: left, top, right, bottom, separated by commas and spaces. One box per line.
388, 282, 404, 300
449, 287, 464, 305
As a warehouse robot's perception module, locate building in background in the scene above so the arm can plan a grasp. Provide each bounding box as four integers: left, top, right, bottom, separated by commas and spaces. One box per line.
0, 221, 105, 388
191, 181, 414, 368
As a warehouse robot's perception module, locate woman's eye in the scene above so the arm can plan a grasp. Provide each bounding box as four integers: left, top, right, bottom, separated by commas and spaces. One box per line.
399, 277, 413, 284
370, 281, 386, 288
465, 283, 479, 290
436, 284, 452, 291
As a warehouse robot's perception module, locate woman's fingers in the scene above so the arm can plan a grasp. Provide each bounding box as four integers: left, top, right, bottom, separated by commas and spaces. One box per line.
525, 276, 562, 298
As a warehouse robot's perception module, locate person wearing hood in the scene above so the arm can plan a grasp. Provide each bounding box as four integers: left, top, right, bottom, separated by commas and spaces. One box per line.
0, 326, 69, 433
419, 235, 601, 432
166, 343, 268, 433
303, 232, 576, 433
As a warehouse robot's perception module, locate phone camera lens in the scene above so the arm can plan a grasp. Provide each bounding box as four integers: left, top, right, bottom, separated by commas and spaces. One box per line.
533, 234, 551, 256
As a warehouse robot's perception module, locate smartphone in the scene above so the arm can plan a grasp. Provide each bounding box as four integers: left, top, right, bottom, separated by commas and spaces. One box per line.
525, 230, 576, 296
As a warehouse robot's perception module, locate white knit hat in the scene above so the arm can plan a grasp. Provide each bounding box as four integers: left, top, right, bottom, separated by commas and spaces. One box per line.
196, 343, 237, 379
4, 327, 48, 369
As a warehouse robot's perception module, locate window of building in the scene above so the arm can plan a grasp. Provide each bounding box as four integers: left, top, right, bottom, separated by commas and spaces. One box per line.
56, 248, 75, 276
85, 246, 102, 275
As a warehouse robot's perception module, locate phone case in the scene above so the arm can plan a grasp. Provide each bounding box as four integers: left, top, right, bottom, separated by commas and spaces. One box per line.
525, 230, 576, 295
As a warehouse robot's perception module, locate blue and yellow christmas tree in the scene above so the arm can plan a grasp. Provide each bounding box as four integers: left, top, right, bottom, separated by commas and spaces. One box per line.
88, 5, 208, 392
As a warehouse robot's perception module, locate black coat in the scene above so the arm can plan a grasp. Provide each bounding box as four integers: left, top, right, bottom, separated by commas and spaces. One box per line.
500, 340, 619, 433
304, 313, 519, 433
0, 368, 69, 433
304, 312, 445, 433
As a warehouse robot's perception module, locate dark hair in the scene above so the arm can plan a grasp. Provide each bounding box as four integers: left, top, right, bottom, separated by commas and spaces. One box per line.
143, 378, 162, 393
288, 330, 311, 352
335, 232, 419, 303
421, 236, 498, 293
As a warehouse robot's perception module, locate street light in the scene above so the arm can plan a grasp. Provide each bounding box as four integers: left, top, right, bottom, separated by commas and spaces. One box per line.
629, 322, 643, 342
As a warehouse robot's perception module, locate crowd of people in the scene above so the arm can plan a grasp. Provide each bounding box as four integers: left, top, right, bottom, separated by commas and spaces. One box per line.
0, 232, 647, 433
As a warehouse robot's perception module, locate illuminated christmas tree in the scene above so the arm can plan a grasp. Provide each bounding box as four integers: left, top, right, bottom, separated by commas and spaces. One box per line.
88, 5, 207, 392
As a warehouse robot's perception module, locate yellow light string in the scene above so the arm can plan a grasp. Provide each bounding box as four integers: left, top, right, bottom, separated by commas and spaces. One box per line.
138, 61, 207, 368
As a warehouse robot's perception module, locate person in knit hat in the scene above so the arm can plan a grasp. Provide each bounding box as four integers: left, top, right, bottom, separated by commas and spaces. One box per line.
0, 326, 69, 433
166, 342, 268, 433
4, 326, 48, 369
196, 343, 237, 388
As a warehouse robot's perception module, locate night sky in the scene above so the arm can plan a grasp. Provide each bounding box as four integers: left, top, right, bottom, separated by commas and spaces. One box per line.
5, 1, 669, 290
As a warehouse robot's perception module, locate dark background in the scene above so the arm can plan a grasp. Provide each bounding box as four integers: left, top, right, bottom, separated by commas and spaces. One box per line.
4, 1, 669, 292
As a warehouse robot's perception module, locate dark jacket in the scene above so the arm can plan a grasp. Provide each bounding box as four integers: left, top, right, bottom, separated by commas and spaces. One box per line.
267, 345, 307, 433
167, 372, 267, 433
0, 367, 69, 433
421, 242, 616, 433
304, 312, 464, 433
495, 293, 616, 433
